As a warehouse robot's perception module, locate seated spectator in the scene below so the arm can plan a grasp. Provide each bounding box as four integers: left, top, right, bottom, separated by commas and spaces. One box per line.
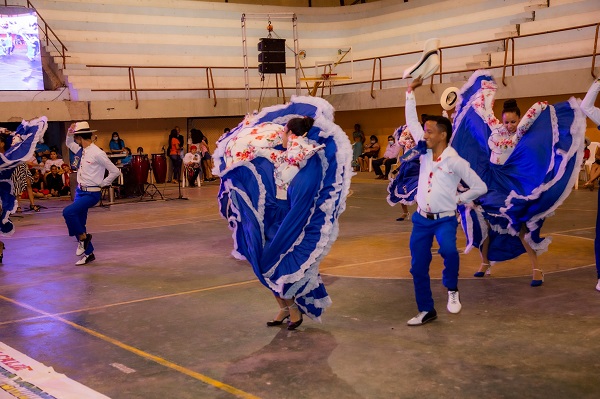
119, 147, 132, 165
183, 145, 202, 187
372, 135, 401, 179
31, 169, 51, 198
136, 146, 144, 155
109, 132, 126, 153
39, 155, 48, 170
200, 137, 217, 181
44, 150, 64, 173
357, 135, 380, 172
45, 165, 68, 197
584, 142, 600, 190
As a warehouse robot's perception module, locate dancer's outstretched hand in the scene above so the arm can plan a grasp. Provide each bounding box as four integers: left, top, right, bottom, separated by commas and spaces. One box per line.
409, 77, 423, 92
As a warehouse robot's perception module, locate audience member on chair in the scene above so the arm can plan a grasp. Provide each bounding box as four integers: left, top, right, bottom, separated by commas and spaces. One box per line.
583, 143, 600, 190
357, 135, 380, 172
183, 145, 202, 187
372, 135, 401, 179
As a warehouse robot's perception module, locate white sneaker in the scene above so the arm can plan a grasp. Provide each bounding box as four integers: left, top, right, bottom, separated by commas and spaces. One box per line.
76, 241, 85, 256
407, 310, 437, 326
596, 279, 600, 292
75, 253, 95, 266
447, 290, 462, 314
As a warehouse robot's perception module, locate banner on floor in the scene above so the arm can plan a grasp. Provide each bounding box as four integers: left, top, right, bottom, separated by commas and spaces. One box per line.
0, 342, 110, 399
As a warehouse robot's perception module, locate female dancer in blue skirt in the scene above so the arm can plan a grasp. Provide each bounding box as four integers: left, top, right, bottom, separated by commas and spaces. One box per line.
0, 117, 47, 234
387, 125, 419, 221
451, 70, 585, 286
0, 117, 47, 262
213, 96, 352, 329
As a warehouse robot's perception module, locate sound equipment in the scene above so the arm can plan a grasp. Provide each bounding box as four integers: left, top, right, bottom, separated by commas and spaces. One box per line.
258, 38, 286, 74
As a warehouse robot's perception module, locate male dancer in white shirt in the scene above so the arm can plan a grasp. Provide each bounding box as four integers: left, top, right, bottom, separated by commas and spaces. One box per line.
63, 122, 120, 265
581, 78, 600, 292
405, 78, 487, 326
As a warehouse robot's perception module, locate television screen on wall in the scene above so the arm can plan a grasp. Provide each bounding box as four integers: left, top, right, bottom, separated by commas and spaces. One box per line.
0, 9, 43, 90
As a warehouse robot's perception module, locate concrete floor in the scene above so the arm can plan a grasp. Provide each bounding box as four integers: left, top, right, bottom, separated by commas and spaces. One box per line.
1, 175, 599, 399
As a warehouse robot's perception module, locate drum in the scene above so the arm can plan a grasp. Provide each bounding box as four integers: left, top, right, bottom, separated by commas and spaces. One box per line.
131, 154, 150, 185
151, 153, 167, 184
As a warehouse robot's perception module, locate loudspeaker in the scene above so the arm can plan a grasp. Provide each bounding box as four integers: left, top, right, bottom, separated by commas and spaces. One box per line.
258, 63, 286, 74
258, 38, 286, 75
258, 38, 285, 52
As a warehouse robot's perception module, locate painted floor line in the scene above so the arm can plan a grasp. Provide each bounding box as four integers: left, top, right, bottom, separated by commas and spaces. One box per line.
0, 294, 262, 399
0, 279, 259, 327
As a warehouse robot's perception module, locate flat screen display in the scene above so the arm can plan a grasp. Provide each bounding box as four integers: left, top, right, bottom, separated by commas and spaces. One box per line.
0, 10, 43, 90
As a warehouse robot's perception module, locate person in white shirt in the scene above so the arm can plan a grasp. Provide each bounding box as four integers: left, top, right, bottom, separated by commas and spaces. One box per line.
372, 135, 401, 179
581, 78, 600, 292
43, 150, 64, 173
63, 122, 120, 266
182, 145, 202, 187
405, 77, 487, 326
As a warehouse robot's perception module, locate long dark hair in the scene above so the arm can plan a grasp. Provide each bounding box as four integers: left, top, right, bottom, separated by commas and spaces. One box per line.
502, 99, 521, 118
286, 117, 314, 136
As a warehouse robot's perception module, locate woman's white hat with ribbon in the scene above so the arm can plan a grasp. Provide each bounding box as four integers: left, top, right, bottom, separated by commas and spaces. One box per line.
440, 86, 460, 111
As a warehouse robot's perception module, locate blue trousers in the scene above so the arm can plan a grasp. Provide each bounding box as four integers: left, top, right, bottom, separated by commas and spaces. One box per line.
63, 188, 100, 255
409, 212, 459, 312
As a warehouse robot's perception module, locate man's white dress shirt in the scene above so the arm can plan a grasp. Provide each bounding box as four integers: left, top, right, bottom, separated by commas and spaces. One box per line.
405, 90, 487, 213
67, 135, 120, 188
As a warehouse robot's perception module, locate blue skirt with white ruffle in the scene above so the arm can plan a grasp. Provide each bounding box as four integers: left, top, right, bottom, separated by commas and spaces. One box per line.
213, 97, 352, 320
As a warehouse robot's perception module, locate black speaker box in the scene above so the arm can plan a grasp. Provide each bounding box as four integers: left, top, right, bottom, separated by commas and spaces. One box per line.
258, 38, 285, 52
258, 52, 286, 63
258, 63, 286, 74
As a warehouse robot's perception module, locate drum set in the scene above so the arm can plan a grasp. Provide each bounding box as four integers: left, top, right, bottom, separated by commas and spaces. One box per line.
126, 153, 167, 200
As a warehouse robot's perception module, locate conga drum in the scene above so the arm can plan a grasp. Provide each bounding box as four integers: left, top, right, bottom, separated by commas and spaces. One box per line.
151, 153, 167, 184
131, 154, 150, 185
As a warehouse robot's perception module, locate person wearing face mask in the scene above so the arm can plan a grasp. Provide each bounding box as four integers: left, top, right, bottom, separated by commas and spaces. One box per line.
109, 132, 126, 154
357, 135, 380, 172
372, 135, 401, 179
450, 70, 585, 287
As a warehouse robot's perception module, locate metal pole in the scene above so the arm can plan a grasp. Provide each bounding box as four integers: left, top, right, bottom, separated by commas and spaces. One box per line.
293, 14, 300, 96
241, 14, 250, 115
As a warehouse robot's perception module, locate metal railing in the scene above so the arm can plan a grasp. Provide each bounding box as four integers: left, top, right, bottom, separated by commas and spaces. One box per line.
85, 21, 599, 107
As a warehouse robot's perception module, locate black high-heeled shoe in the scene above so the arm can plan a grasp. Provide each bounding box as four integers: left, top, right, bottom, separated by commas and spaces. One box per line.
266, 315, 289, 326
287, 317, 303, 330
266, 306, 290, 327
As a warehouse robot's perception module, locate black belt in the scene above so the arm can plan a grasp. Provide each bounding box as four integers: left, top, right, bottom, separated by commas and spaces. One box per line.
78, 185, 102, 192
417, 208, 456, 220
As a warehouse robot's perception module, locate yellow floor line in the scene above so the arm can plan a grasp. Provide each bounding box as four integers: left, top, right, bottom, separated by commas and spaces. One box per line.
0, 293, 261, 399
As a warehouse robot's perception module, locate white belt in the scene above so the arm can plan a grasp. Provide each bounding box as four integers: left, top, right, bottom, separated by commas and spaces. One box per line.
78, 185, 102, 192
417, 207, 456, 220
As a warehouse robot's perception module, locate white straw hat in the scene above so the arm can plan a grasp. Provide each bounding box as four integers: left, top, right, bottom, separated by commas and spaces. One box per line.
440, 86, 460, 111
403, 38, 441, 80
68, 121, 97, 135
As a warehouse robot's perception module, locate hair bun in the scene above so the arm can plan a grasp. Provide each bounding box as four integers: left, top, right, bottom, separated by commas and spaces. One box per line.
503, 99, 518, 110
304, 116, 315, 131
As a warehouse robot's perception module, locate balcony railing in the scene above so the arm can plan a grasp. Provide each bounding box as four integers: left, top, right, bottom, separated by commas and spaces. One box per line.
85, 22, 599, 108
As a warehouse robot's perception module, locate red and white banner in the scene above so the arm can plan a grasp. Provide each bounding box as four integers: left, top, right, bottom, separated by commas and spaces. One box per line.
0, 342, 110, 399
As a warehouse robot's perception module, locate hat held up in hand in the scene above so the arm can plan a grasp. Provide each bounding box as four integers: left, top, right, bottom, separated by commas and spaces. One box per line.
403, 38, 441, 80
